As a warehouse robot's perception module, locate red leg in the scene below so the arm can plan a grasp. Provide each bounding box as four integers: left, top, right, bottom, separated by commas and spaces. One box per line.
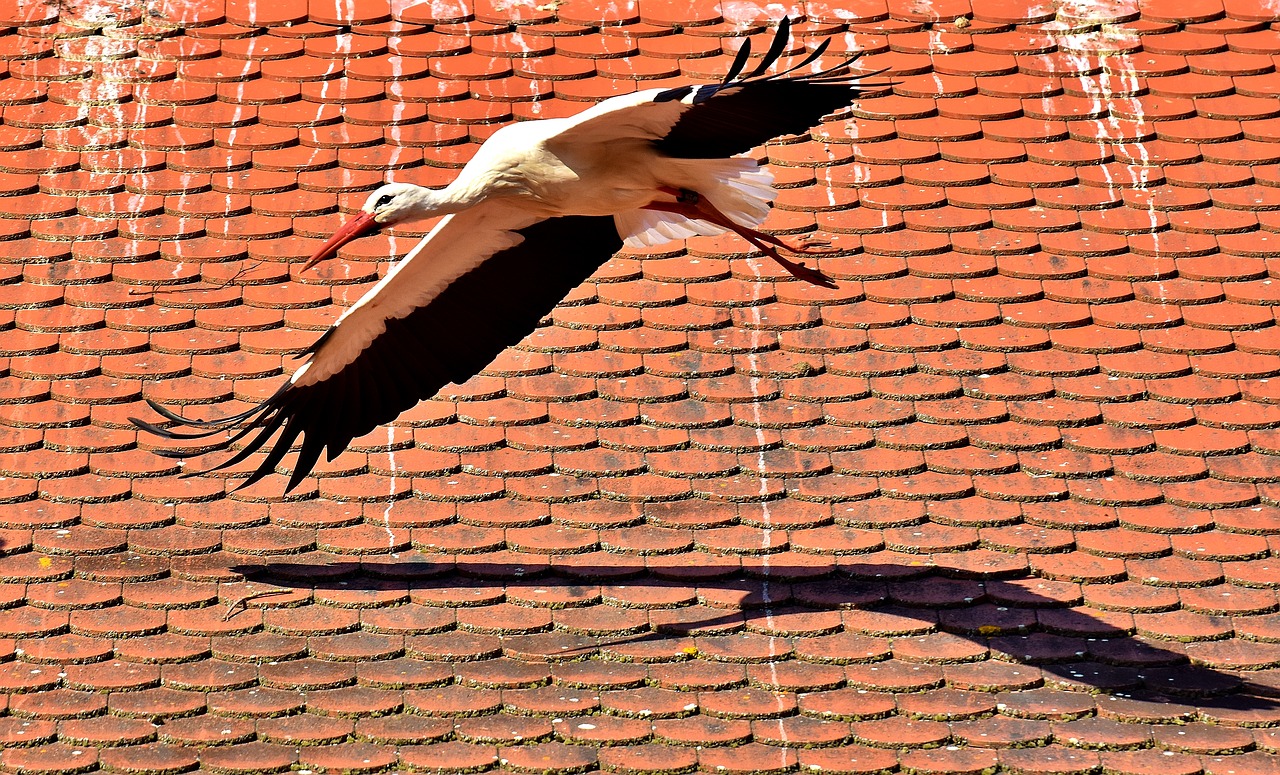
645, 193, 836, 288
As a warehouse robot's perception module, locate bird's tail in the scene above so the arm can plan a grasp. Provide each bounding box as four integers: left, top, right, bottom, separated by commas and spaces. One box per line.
695, 157, 777, 229
615, 158, 776, 248
615, 208, 727, 248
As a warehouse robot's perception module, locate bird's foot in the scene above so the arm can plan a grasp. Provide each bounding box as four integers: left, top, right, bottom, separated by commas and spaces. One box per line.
738, 234, 837, 288
705, 220, 837, 287
790, 233, 842, 254
746, 229, 841, 257
648, 189, 837, 288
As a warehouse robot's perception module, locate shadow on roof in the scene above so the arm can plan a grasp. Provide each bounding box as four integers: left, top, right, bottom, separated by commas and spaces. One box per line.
231, 557, 1278, 715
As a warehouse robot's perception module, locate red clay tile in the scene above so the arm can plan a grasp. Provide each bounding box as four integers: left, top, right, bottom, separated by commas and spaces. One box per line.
5, 8, 1280, 770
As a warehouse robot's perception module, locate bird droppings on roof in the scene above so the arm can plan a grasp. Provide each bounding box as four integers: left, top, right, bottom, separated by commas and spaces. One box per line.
0, 0, 1279, 772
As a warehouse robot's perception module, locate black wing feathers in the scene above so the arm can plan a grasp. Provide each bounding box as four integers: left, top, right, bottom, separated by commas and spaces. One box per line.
654, 21, 865, 159
654, 80, 857, 158
742, 16, 791, 81
653, 84, 692, 103
720, 33, 753, 84
775, 36, 832, 78
135, 216, 624, 491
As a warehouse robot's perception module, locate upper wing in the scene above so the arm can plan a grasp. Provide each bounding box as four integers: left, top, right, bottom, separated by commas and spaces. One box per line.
134, 205, 624, 492
545, 88, 688, 147
550, 18, 869, 158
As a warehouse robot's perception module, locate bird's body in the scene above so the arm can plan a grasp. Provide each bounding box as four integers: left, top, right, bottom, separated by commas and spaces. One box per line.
351, 89, 777, 241
135, 19, 877, 491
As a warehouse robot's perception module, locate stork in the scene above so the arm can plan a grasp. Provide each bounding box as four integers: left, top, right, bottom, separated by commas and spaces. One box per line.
134, 19, 875, 492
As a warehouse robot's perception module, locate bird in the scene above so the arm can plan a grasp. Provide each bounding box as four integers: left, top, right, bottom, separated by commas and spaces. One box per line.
133, 18, 877, 492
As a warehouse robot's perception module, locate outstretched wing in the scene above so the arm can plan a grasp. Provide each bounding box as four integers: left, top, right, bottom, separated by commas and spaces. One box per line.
134, 206, 624, 492
550, 17, 872, 158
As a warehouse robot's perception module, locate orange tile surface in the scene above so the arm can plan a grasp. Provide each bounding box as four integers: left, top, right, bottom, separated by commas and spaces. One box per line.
1, 0, 1280, 771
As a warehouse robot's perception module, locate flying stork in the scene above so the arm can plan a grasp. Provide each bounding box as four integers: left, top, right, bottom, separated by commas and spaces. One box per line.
134, 19, 874, 492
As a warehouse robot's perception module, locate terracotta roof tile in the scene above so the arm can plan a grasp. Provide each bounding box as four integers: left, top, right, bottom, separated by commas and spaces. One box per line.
1, 0, 1280, 767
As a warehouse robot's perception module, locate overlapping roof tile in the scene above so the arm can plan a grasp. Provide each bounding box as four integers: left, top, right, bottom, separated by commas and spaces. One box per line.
0, 0, 1279, 771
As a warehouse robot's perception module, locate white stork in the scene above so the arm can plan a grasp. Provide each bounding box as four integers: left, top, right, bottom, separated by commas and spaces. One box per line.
135, 19, 875, 492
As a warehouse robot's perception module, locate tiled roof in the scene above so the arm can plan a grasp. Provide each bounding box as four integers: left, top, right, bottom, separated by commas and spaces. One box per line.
1, 0, 1280, 771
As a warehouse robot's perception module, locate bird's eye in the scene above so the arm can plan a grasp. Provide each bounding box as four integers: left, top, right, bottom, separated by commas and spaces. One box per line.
374, 194, 393, 209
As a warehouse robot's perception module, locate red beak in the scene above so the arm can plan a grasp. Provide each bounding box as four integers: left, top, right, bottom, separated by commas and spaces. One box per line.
303, 211, 380, 272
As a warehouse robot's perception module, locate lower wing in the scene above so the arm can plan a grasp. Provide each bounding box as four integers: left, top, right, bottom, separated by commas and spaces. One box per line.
133, 203, 624, 492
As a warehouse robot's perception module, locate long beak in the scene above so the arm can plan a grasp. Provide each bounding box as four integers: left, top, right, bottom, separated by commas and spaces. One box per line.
302, 211, 380, 272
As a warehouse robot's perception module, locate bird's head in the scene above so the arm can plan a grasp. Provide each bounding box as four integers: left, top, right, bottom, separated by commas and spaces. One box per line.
363, 182, 432, 225
302, 182, 437, 271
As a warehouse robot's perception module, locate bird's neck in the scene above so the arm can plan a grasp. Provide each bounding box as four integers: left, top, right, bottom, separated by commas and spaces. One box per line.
404, 186, 466, 217
433, 176, 491, 214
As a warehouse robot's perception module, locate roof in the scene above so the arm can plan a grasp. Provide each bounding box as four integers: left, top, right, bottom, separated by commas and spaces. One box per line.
0, 0, 1279, 772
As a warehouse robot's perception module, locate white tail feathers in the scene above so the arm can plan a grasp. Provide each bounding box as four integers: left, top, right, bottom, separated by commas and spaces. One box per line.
614, 158, 776, 248
615, 210, 725, 248
700, 159, 776, 229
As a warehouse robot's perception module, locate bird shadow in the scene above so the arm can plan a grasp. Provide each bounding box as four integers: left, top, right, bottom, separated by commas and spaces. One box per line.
228, 555, 1278, 716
